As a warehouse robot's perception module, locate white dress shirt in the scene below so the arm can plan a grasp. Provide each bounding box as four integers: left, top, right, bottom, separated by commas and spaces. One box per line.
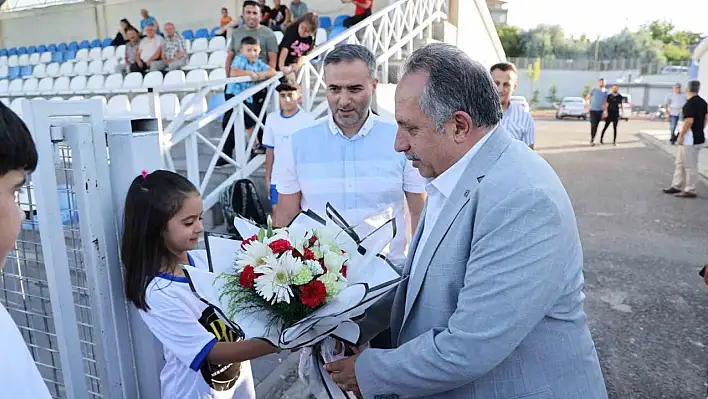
409, 127, 496, 278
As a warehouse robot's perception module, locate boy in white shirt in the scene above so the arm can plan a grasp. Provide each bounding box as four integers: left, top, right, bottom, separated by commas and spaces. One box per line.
261, 81, 315, 212
0, 103, 52, 398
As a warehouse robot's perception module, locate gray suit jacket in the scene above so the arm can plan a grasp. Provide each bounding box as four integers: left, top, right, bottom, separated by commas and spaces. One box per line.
354, 127, 608, 399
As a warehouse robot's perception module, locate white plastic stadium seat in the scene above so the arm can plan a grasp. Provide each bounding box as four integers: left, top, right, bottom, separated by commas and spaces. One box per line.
162, 70, 186, 89
181, 93, 207, 119
101, 46, 116, 60
183, 52, 208, 70
102, 58, 118, 74
88, 60, 103, 75
274, 31, 283, 43
80, 75, 104, 94
0, 80, 9, 96
142, 71, 163, 89
29, 53, 41, 66
0, 98, 8, 106
69, 95, 85, 101
209, 68, 226, 81
50, 97, 64, 102
88, 47, 103, 61
22, 78, 39, 94
38, 77, 54, 95
18, 54, 30, 67
190, 38, 209, 53
106, 95, 131, 116
73, 61, 89, 76
51, 76, 70, 95
184, 40, 192, 54
8, 79, 24, 95
32, 63, 47, 79
10, 98, 26, 118
186, 69, 208, 84
208, 36, 226, 52
75, 48, 90, 62
39, 52, 52, 64
0, 65, 9, 79
46, 62, 60, 78
90, 95, 107, 107
7, 55, 19, 67
130, 94, 151, 117
114, 45, 126, 60
207, 51, 226, 70
119, 72, 143, 93
59, 61, 74, 76
159, 94, 180, 120
315, 28, 328, 46
0, 56, 7, 66
65, 75, 87, 94
103, 73, 124, 92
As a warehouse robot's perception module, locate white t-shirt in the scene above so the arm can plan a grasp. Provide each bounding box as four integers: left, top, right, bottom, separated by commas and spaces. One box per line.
0, 302, 52, 399
140, 250, 255, 399
261, 109, 315, 186
139, 35, 165, 62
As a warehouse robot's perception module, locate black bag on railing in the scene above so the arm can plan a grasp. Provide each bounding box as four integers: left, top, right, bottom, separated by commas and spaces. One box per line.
219, 178, 267, 237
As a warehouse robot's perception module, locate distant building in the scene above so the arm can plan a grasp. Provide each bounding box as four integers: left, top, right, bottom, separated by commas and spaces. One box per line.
487, 0, 508, 25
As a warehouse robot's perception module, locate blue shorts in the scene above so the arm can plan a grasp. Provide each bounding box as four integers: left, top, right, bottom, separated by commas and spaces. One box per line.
270, 184, 278, 206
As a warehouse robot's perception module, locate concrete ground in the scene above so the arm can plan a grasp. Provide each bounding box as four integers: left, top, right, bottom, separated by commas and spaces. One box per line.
253, 118, 708, 398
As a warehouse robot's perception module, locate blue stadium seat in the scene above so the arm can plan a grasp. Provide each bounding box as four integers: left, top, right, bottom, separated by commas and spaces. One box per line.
19, 65, 32, 77
47, 44, 58, 52
334, 15, 348, 26
0, 49, 7, 57
210, 26, 220, 38
17, 47, 27, 55
8, 48, 17, 56
194, 28, 209, 39
102, 38, 113, 47
7, 67, 20, 79
79, 40, 90, 49
319, 16, 332, 30
51, 51, 63, 63
57, 43, 68, 52
182, 30, 194, 40
207, 93, 226, 120
90, 39, 102, 48
27, 46, 37, 54
37, 45, 47, 53
68, 42, 79, 51
329, 26, 348, 38
63, 50, 76, 62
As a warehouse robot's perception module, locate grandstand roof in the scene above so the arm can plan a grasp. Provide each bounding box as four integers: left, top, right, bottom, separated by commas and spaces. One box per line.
1, 0, 90, 12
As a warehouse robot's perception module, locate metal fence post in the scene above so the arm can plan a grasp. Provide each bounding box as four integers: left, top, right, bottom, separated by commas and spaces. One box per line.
105, 118, 165, 399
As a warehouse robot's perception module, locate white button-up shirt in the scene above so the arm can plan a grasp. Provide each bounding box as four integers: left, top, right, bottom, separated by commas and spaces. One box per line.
500, 103, 535, 146
409, 127, 496, 277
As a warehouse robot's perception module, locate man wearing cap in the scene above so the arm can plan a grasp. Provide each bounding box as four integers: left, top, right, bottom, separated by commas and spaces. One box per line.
665, 83, 687, 145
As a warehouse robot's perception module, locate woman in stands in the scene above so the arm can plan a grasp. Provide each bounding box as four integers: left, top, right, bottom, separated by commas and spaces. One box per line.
341, 0, 373, 28
111, 19, 137, 47
269, 0, 292, 32
277, 12, 318, 78
216, 7, 234, 37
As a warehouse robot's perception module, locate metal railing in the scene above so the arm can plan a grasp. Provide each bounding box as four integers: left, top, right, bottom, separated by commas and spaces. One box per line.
156, 0, 448, 212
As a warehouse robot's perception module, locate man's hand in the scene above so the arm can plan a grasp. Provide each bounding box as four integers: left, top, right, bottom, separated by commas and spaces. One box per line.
326, 354, 361, 395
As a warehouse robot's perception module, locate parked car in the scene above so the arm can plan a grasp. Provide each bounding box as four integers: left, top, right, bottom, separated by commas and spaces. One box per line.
510, 96, 530, 113
556, 97, 588, 119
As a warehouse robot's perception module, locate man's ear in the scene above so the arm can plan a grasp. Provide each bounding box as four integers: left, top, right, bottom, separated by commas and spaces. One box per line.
451, 111, 474, 143
371, 78, 379, 95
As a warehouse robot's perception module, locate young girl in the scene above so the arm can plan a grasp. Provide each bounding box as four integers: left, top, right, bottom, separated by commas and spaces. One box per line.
121, 170, 276, 399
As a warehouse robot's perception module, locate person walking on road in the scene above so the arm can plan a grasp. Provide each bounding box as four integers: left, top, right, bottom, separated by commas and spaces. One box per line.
665, 83, 687, 145
586, 78, 607, 146
662, 80, 707, 198
600, 84, 623, 145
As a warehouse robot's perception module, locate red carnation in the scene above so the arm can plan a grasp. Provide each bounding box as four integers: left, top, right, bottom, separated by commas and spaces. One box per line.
240, 234, 258, 250
292, 248, 303, 258
308, 235, 318, 247
269, 239, 292, 254
303, 247, 315, 260
318, 258, 327, 273
300, 280, 327, 308
340, 265, 347, 278
239, 265, 259, 289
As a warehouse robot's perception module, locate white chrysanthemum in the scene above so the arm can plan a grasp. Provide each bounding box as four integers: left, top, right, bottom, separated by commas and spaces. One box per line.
236, 240, 273, 270
323, 251, 346, 275
305, 259, 324, 276
264, 229, 289, 244
278, 251, 304, 273
254, 262, 294, 304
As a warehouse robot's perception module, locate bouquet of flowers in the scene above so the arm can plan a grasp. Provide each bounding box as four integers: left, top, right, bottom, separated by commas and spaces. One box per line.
183, 204, 405, 398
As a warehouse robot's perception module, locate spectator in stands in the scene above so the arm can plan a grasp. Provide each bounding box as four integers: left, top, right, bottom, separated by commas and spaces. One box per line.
150, 23, 186, 72
227, 1, 278, 69
269, 0, 292, 32
216, 7, 233, 37
217, 36, 277, 168
289, 0, 308, 19
277, 12, 318, 77
341, 0, 373, 28
259, 0, 272, 27
111, 18, 137, 47
115, 27, 143, 73
137, 24, 164, 73
139, 8, 160, 36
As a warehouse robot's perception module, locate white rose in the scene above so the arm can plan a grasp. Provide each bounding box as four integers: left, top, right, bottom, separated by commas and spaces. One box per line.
323, 252, 346, 275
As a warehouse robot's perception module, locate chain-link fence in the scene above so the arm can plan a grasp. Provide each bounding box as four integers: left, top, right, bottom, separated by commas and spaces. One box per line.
509, 57, 692, 74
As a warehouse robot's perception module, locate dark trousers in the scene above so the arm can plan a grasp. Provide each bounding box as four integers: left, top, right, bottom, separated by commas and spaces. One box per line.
589, 110, 603, 142
221, 89, 267, 159
669, 115, 680, 144
369, 328, 393, 349
343, 9, 372, 28
128, 62, 147, 73
601, 114, 619, 143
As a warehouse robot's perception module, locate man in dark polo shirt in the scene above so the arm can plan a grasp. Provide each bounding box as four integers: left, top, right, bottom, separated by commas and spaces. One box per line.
663, 80, 707, 198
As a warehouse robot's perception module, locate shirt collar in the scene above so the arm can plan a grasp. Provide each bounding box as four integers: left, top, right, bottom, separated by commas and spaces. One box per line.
429, 125, 498, 199
327, 110, 377, 139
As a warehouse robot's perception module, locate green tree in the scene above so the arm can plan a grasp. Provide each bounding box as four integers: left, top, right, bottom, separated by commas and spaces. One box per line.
530, 89, 541, 106
496, 23, 523, 57
582, 84, 592, 98
546, 84, 559, 103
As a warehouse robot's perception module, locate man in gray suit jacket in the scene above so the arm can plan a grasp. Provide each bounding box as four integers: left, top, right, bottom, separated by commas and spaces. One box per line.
325, 44, 608, 399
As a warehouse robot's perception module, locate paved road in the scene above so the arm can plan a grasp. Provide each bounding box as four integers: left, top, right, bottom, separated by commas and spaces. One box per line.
537, 119, 708, 398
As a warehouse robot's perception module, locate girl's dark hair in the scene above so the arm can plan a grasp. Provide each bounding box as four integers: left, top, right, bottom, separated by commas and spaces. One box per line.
0, 102, 38, 177
121, 170, 199, 311
294, 12, 319, 37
